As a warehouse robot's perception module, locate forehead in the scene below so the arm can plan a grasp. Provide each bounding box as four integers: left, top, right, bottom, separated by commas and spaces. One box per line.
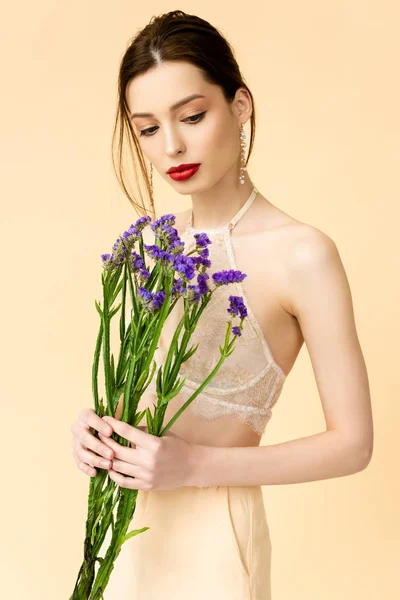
126, 61, 218, 114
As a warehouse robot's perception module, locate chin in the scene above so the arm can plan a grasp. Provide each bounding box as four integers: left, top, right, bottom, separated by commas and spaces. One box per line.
170, 178, 208, 195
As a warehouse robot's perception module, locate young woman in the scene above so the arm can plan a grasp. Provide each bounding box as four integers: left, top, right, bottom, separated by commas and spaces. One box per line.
70, 10, 373, 599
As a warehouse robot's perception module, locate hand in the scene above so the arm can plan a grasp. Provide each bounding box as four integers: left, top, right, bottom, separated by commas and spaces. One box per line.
98, 416, 196, 491
71, 408, 116, 477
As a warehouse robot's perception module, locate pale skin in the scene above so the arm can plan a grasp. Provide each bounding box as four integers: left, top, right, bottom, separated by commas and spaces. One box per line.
71, 60, 373, 489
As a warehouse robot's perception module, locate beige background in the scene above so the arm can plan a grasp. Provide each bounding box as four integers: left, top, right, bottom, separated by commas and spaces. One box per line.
1, 1, 398, 598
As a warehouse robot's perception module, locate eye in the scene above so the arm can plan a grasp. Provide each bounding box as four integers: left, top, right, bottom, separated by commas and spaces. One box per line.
139, 111, 207, 137
185, 111, 207, 124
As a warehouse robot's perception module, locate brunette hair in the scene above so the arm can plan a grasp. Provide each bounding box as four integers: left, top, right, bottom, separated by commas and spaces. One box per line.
111, 9, 257, 217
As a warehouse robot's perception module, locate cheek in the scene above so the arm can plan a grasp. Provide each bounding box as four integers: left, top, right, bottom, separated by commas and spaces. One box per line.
137, 137, 160, 164
196, 117, 235, 156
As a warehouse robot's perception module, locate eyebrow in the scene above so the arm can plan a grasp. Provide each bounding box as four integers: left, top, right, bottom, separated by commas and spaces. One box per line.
130, 94, 206, 119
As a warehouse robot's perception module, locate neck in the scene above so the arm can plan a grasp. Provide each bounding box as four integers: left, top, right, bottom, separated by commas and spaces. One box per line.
189, 177, 255, 230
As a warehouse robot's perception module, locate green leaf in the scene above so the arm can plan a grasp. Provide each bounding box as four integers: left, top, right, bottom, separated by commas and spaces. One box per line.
156, 364, 163, 394
121, 526, 150, 545
110, 354, 116, 394
94, 299, 103, 317
109, 301, 122, 319
98, 397, 105, 418
145, 407, 154, 432
181, 342, 199, 363
164, 376, 187, 400
133, 409, 147, 427
141, 359, 157, 395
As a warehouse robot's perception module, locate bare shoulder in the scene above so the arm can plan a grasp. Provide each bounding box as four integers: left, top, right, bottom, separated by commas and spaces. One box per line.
252, 199, 342, 317
277, 220, 338, 266
247, 195, 338, 266
274, 219, 345, 318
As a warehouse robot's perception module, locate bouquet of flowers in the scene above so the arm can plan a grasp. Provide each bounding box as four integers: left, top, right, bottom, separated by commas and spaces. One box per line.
70, 212, 248, 599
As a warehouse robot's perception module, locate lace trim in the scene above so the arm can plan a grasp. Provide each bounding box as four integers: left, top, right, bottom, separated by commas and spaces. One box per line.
181, 359, 285, 394
145, 355, 285, 436
186, 387, 278, 436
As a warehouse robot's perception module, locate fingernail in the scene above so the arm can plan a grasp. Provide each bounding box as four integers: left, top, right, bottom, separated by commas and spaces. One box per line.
100, 460, 110, 468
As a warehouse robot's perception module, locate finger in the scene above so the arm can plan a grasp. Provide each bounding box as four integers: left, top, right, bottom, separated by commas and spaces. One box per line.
110, 457, 146, 479
108, 469, 150, 491
98, 432, 133, 462
73, 449, 98, 478
77, 445, 113, 470
79, 408, 113, 436
78, 426, 115, 460
102, 416, 157, 450
77, 460, 97, 478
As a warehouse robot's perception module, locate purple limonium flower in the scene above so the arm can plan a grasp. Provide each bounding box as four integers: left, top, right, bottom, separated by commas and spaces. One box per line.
152, 290, 166, 310
150, 214, 176, 232
112, 237, 128, 264
173, 254, 196, 281
137, 268, 150, 285
212, 269, 247, 286
112, 238, 123, 252
197, 273, 210, 295
195, 253, 211, 271
183, 285, 202, 303
129, 251, 145, 272
132, 215, 152, 232
138, 287, 152, 303
155, 224, 180, 247
138, 287, 166, 313
189, 233, 212, 273
144, 244, 175, 268
168, 238, 185, 256
193, 232, 212, 248
101, 253, 113, 269
101, 240, 128, 270
120, 225, 141, 249
227, 295, 248, 320
179, 273, 210, 304
172, 277, 186, 297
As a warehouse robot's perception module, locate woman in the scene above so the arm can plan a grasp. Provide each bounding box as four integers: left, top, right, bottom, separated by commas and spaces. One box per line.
70, 10, 373, 599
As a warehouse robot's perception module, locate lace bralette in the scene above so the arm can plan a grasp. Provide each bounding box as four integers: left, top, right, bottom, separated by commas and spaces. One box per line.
142, 186, 287, 435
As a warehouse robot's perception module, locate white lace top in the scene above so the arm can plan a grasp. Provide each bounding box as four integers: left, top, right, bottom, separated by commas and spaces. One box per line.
144, 186, 287, 436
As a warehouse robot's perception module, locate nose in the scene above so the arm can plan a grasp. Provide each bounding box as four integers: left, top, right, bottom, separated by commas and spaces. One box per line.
164, 125, 186, 158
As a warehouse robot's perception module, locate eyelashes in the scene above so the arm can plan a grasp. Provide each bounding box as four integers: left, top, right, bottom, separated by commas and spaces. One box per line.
139, 111, 207, 137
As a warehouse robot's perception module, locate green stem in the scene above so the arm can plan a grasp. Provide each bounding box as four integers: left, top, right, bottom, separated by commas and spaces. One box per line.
88, 489, 139, 599
102, 298, 112, 410
160, 327, 234, 436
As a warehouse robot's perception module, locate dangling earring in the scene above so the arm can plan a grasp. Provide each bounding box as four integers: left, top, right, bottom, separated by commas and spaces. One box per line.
239, 123, 247, 185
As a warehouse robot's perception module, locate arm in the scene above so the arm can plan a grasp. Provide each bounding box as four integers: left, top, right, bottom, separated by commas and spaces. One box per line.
187, 228, 374, 487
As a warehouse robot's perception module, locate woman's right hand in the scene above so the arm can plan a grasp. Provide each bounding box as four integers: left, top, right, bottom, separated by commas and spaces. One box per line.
71, 408, 115, 477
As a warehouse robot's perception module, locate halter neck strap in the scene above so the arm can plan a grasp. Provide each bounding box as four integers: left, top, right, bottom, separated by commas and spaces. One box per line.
187, 186, 259, 232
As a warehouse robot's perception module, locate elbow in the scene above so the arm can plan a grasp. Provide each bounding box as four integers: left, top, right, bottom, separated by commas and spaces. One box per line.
350, 440, 373, 472
358, 443, 373, 470
337, 432, 374, 473
335, 425, 374, 473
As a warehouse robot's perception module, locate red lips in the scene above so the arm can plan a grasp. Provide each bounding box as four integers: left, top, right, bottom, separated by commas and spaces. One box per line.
167, 163, 200, 174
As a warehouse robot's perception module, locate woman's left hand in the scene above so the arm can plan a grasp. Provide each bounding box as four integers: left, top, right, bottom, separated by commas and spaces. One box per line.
98, 416, 196, 491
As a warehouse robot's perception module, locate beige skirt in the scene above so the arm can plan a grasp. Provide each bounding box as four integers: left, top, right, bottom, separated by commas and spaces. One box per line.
104, 484, 272, 600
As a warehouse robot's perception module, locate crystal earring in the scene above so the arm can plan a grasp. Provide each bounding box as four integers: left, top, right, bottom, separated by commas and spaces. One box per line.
239, 123, 247, 185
